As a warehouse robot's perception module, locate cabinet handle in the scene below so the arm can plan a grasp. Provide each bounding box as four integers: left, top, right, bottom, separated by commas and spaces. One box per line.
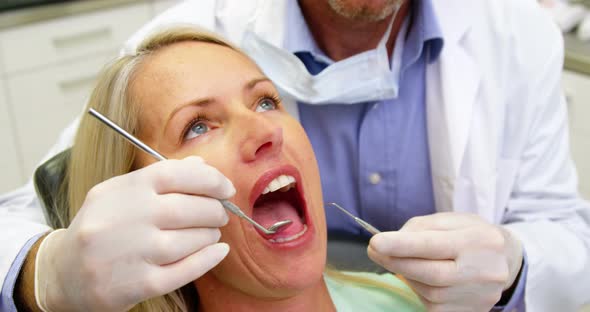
52, 27, 113, 50
59, 75, 97, 94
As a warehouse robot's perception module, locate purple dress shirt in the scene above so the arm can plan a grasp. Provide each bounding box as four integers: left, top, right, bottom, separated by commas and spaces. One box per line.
291, 0, 527, 311
294, 0, 442, 237
0, 233, 45, 312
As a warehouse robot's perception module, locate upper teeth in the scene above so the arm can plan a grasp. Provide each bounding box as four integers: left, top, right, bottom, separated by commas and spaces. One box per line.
262, 175, 296, 195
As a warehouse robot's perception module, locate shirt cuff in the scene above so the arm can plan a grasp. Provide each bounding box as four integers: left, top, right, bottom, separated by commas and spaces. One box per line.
491, 249, 528, 312
0, 233, 46, 312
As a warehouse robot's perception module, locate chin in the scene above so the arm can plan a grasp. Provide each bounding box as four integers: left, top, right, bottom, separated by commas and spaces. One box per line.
207, 163, 328, 298
248, 162, 328, 294
208, 227, 327, 299
255, 247, 327, 298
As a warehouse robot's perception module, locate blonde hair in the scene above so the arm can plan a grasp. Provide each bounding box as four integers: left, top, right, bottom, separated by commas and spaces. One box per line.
64, 25, 235, 312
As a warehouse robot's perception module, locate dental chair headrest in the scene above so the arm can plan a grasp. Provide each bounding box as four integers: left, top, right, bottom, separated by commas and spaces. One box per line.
33, 149, 70, 229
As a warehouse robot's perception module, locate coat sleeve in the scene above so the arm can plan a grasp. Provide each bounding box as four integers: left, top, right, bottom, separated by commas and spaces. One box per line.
500, 1, 590, 311
0, 117, 79, 291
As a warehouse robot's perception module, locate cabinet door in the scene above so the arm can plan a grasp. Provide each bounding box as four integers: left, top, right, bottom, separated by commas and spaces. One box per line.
0, 3, 151, 74
7, 55, 113, 177
562, 70, 590, 200
0, 79, 24, 192
152, 0, 182, 15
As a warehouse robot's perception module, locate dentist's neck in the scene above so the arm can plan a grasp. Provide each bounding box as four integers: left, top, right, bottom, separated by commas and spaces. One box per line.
298, 0, 410, 62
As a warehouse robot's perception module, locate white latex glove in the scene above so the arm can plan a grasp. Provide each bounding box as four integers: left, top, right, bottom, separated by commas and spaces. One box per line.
368, 212, 523, 312
34, 156, 234, 312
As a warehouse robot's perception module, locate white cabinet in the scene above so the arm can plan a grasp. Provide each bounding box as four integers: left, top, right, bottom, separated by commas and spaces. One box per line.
0, 2, 152, 178
563, 70, 590, 200
152, 0, 181, 14
0, 79, 24, 193
7, 56, 111, 175
0, 4, 152, 75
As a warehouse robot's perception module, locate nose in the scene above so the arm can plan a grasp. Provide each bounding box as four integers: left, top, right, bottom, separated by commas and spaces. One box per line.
237, 114, 283, 163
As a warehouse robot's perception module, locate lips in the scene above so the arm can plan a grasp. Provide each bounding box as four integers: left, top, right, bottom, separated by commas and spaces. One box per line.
249, 165, 309, 243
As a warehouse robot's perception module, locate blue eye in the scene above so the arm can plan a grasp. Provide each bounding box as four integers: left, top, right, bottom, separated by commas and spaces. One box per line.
255, 98, 278, 112
184, 121, 209, 140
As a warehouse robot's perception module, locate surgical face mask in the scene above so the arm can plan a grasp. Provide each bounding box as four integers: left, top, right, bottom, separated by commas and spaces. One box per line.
241, 3, 402, 105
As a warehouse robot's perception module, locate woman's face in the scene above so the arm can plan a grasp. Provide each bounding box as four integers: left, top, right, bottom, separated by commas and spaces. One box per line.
132, 41, 326, 299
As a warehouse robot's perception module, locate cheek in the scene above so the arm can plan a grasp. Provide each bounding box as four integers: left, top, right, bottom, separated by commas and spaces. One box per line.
284, 120, 317, 163
291, 128, 321, 196
174, 136, 238, 179
211, 216, 254, 280
284, 122, 326, 226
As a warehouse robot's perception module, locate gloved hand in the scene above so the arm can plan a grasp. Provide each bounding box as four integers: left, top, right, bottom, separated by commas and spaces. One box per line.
368, 212, 523, 312
34, 156, 234, 312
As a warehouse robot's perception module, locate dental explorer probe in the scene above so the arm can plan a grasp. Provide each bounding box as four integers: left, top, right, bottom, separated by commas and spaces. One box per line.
328, 203, 381, 235
88, 108, 292, 235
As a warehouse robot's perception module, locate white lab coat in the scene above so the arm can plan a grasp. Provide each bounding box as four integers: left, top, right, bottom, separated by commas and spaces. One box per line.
1, 0, 588, 311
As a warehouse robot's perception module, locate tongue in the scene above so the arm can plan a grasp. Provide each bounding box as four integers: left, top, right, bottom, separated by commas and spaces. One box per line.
252, 199, 304, 236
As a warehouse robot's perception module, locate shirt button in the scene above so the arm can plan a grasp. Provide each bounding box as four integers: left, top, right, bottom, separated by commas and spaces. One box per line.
368, 172, 382, 185
373, 103, 379, 110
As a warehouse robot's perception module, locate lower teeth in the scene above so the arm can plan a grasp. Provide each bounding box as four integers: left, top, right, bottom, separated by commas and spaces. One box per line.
268, 224, 308, 243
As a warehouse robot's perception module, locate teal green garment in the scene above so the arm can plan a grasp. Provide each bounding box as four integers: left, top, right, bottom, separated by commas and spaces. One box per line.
325, 271, 426, 312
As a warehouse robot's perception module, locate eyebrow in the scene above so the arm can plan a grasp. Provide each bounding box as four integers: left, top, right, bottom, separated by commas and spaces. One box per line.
246, 77, 271, 89
164, 98, 212, 131
164, 77, 272, 130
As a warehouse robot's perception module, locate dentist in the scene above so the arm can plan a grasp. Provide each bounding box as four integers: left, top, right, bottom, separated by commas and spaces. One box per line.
1, 0, 589, 311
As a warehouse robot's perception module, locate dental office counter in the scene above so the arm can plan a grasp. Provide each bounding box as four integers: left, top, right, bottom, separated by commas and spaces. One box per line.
565, 33, 590, 76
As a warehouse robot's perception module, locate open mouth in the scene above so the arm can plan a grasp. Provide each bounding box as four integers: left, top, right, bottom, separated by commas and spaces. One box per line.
250, 168, 308, 243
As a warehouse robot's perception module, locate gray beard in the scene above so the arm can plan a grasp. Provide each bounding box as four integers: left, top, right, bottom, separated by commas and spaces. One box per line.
327, 0, 403, 22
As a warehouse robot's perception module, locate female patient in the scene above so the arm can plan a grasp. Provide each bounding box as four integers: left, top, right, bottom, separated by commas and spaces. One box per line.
58, 26, 424, 311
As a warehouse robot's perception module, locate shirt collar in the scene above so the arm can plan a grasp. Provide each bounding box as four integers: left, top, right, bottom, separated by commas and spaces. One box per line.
284, 0, 444, 66
284, 0, 334, 64
403, 0, 444, 67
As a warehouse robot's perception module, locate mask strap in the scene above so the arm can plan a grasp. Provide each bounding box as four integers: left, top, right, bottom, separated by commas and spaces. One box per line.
245, 0, 263, 31
378, 1, 403, 47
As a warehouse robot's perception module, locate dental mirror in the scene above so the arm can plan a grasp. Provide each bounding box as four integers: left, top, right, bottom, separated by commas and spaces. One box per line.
268, 220, 294, 232
88, 108, 292, 235
219, 200, 292, 234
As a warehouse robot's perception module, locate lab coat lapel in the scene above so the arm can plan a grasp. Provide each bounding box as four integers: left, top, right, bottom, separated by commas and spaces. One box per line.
426, 1, 481, 213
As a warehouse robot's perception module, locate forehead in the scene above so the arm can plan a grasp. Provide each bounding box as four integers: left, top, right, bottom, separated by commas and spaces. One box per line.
133, 42, 261, 101
130, 41, 263, 122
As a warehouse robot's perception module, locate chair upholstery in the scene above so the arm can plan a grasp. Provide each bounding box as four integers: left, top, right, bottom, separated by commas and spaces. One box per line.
326, 232, 385, 272
33, 149, 70, 229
